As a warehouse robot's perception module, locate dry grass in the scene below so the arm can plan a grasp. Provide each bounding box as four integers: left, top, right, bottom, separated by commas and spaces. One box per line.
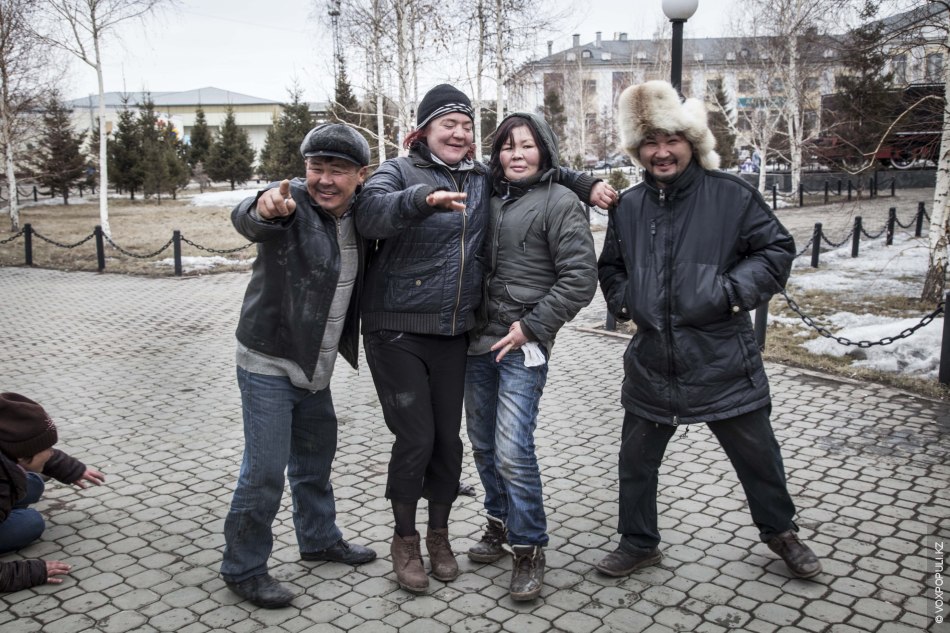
0, 193, 253, 276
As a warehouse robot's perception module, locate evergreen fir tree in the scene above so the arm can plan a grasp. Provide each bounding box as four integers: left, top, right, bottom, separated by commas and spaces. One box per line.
830, 0, 894, 168
188, 106, 213, 168
136, 96, 165, 198
30, 93, 87, 205
329, 54, 361, 127
207, 106, 255, 190
328, 54, 374, 162
540, 90, 567, 146
108, 98, 145, 199
707, 78, 737, 169
259, 86, 313, 181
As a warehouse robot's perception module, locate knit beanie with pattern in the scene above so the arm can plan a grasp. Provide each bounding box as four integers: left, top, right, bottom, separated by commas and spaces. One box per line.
416, 84, 474, 129
0, 393, 58, 459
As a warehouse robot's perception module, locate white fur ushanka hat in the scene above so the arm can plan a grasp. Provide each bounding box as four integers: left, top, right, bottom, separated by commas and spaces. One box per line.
618, 80, 720, 170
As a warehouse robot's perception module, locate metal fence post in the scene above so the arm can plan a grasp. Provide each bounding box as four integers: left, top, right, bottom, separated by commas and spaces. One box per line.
772, 184, 777, 210
173, 230, 183, 277
851, 217, 862, 258
811, 222, 822, 268
916, 201, 926, 237
886, 207, 896, 246
754, 300, 769, 351
824, 181, 829, 205
799, 184, 804, 207
941, 292, 950, 385
94, 225, 105, 272
24, 223, 32, 266
837, 179, 842, 196
847, 180, 852, 201
32, 186, 37, 202
891, 179, 896, 197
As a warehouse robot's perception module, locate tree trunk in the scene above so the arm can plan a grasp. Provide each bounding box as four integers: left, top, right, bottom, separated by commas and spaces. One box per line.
757, 142, 769, 195
923, 25, 950, 303
4, 138, 17, 231
94, 36, 111, 238
473, 0, 486, 160
786, 33, 802, 195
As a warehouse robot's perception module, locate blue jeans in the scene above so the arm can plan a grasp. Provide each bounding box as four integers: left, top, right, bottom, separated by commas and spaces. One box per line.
0, 472, 46, 554
465, 350, 549, 546
221, 368, 343, 583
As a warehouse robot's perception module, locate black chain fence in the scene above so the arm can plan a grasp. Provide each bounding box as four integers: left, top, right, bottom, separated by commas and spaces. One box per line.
2, 224, 254, 276
781, 289, 944, 348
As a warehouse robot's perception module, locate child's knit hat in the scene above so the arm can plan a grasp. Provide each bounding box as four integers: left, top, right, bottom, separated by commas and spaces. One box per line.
0, 393, 58, 459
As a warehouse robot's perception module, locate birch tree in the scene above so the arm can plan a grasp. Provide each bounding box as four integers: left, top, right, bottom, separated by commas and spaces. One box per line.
736, 0, 850, 193
0, 0, 57, 231
916, 1, 950, 302
38, 0, 173, 237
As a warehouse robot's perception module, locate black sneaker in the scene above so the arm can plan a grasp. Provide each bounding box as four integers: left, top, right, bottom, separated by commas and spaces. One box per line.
301, 538, 377, 565
767, 530, 822, 578
225, 573, 295, 608
594, 546, 662, 577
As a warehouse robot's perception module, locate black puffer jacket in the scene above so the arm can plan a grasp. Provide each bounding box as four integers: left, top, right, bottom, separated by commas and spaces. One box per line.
355, 147, 489, 336
357, 146, 599, 337
233, 179, 365, 377
598, 160, 795, 425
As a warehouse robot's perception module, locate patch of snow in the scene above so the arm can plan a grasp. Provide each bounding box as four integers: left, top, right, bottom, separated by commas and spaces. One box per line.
154, 255, 254, 273
189, 189, 261, 207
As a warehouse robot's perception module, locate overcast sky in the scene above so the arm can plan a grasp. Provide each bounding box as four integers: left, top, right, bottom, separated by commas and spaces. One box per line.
63, 0, 733, 104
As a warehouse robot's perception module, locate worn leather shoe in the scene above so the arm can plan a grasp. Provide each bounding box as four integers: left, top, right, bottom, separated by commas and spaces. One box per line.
767, 530, 822, 578
225, 573, 295, 608
595, 546, 662, 577
467, 516, 507, 563
301, 539, 377, 565
510, 545, 545, 601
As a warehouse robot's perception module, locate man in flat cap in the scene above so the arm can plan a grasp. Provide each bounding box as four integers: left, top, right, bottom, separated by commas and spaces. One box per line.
597, 80, 821, 580
221, 124, 377, 608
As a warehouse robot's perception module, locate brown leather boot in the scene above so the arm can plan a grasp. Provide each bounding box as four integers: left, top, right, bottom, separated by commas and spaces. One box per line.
391, 532, 429, 593
767, 530, 822, 578
425, 527, 459, 582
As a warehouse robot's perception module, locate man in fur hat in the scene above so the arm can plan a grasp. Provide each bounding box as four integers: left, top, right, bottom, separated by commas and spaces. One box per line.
597, 80, 821, 579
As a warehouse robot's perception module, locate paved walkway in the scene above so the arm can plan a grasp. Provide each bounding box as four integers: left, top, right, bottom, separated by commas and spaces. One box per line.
0, 256, 947, 632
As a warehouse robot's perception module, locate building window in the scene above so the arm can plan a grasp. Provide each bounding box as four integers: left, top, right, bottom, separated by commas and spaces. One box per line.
582, 49, 593, 59
738, 77, 755, 93
927, 53, 943, 81
892, 55, 906, 84
583, 79, 597, 99
769, 77, 784, 93
804, 76, 819, 91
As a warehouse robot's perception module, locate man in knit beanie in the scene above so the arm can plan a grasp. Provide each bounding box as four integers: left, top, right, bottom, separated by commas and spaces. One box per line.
0, 392, 104, 592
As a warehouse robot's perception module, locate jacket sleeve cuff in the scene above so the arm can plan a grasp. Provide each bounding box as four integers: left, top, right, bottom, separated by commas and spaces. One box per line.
573, 173, 597, 206
412, 185, 439, 214
520, 321, 539, 342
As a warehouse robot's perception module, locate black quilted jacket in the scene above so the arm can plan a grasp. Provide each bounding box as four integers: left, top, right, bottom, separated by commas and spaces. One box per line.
598, 160, 795, 425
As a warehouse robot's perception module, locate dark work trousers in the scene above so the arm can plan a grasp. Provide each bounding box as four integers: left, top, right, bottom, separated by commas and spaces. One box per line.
363, 330, 467, 505
618, 405, 797, 553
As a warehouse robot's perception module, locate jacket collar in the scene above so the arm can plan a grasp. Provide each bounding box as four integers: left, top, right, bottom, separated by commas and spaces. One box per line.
493, 170, 548, 199
643, 158, 704, 201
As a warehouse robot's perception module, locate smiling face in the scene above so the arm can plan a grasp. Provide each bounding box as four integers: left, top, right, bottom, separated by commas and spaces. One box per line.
498, 124, 542, 181
305, 157, 367, 217
425, 113, 474, 165
638, 131, 694, 186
